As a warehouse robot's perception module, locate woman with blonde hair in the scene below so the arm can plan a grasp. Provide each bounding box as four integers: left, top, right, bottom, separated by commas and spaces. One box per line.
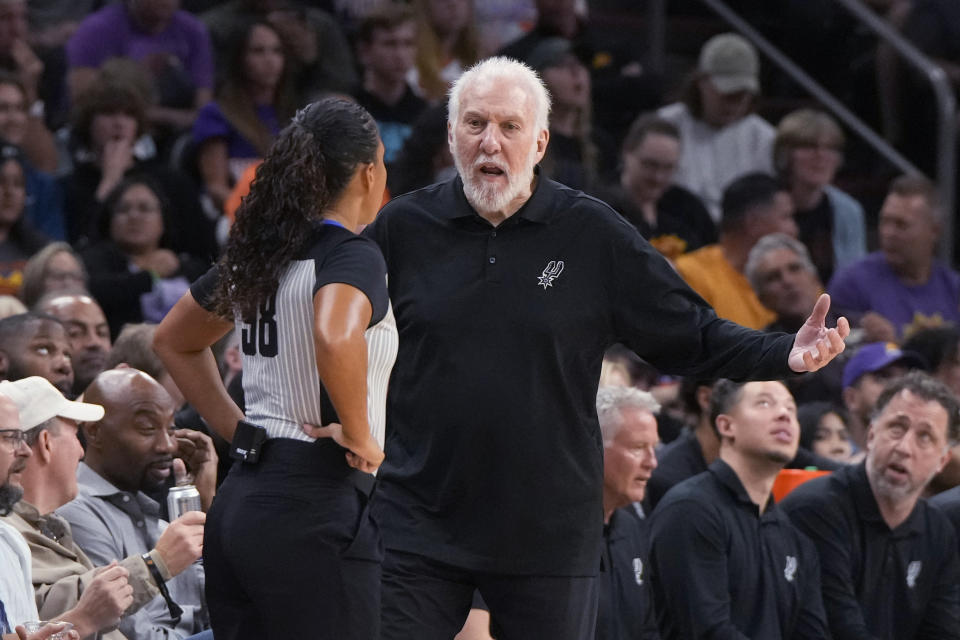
19, 242, 88, 308
773, 108, 866, 283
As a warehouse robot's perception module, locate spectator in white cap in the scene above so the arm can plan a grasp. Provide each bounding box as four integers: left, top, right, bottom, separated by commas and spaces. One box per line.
658, 32, 776, 222
0, 377, 88, 639
0, 375, 133, 639
0, 375, 209, 640
0, 385, 33, 634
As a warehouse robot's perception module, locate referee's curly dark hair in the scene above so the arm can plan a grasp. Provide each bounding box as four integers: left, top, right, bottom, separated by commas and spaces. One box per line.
211, 97, 380, 320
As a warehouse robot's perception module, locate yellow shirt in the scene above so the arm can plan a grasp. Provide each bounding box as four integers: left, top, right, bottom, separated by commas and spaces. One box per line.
675, 244, 775, 330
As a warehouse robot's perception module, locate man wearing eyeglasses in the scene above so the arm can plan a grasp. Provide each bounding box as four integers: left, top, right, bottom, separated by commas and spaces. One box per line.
0, 387, 39, 633
1, 376, 136, 640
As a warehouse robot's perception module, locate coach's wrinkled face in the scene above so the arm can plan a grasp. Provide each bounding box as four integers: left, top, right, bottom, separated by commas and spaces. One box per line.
450, 76, 548, 216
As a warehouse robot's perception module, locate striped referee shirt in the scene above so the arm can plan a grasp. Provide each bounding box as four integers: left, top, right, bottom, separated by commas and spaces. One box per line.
192, 221, 397, 447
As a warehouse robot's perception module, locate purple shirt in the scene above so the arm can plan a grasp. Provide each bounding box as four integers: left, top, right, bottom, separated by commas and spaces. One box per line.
66, 4, 214, 91
827, 251, 960, 334
192, 101, 279, 159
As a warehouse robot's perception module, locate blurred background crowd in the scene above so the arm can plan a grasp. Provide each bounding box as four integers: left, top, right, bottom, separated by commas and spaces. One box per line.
0, 0, 959, 638
1, 0, 960, 513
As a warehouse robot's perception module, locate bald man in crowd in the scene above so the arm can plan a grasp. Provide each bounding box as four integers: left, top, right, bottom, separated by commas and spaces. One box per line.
57, 369, 212, 640
5, 375, 218, 640
0, 376, 132, 639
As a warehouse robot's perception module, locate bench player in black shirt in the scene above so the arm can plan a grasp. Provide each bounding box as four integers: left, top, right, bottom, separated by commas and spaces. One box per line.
597, 385, 660, 640
783, 371, 960, 639
650, 380, 829, 639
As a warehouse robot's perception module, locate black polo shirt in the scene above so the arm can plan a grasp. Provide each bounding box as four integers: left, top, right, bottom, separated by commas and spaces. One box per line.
365, 173, 795, 575
782, 463, 960, 639
930, 485, 960, 554
598, 504, 659, 640
649, 459, 829, 639
644, 432, 841, 513
645, 430, 707, 512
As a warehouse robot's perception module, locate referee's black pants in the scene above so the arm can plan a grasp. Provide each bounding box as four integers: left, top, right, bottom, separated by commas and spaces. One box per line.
203, 439, 382, 640
380, 548, 598, 640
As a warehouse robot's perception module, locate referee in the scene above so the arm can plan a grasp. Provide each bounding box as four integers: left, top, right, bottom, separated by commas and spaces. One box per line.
366, 56, 849, 638
154, 99, 396, 640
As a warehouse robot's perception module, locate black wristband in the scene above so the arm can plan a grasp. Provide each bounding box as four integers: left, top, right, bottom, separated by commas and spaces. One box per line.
142, 553, 183, 622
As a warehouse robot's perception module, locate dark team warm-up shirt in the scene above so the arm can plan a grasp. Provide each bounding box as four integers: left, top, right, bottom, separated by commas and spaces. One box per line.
930, 485, 960, 554
650, 459, 830, 639
597, 505, 659, 640
645, 432, 841, 513
782, 463, 960, 640
365, 172, 796, 576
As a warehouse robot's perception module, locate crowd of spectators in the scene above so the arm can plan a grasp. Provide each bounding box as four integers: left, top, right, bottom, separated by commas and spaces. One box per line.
0, 0, 957, 639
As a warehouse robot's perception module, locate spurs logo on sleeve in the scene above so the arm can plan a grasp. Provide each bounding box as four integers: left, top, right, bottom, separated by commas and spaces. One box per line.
906, 560, 922, 589
784, 555, 797, 582
632, 557, 644, 585
537, 260, 564, 289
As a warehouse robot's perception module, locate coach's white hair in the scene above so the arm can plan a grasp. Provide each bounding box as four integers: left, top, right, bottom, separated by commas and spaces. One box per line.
597, 386, 661, 445
447, 56, 551, 134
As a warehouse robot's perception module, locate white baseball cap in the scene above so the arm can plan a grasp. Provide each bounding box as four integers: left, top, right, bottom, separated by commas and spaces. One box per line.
0, 377, 104, 430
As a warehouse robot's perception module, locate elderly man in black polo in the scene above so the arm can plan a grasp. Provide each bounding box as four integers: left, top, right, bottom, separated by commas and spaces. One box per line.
363, 55, 849, 638
596, 386, 660, 640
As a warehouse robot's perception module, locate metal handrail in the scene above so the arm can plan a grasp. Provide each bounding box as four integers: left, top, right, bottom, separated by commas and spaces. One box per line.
831, 0, 956, 262
647, 0, 957, 262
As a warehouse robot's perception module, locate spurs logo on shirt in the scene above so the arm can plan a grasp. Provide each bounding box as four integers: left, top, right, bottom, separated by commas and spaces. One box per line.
906, 560, 922, 588
537, 260, 564, 289
632, 557, 644, 585
784, 555, 797, 582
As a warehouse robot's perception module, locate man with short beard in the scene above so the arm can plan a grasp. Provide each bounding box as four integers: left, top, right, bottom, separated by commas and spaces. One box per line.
56, 369, 210, 640
4, 376, 221, 640
365, 56, 848, 637
782, 371, 960, 639
649, 380, 829, 638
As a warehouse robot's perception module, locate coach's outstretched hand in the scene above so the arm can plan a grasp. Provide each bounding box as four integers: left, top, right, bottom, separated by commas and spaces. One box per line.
788, 293, 850, 372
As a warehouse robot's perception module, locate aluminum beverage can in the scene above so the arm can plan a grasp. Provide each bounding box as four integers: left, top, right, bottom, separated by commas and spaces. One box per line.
167, 484, 202, 519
